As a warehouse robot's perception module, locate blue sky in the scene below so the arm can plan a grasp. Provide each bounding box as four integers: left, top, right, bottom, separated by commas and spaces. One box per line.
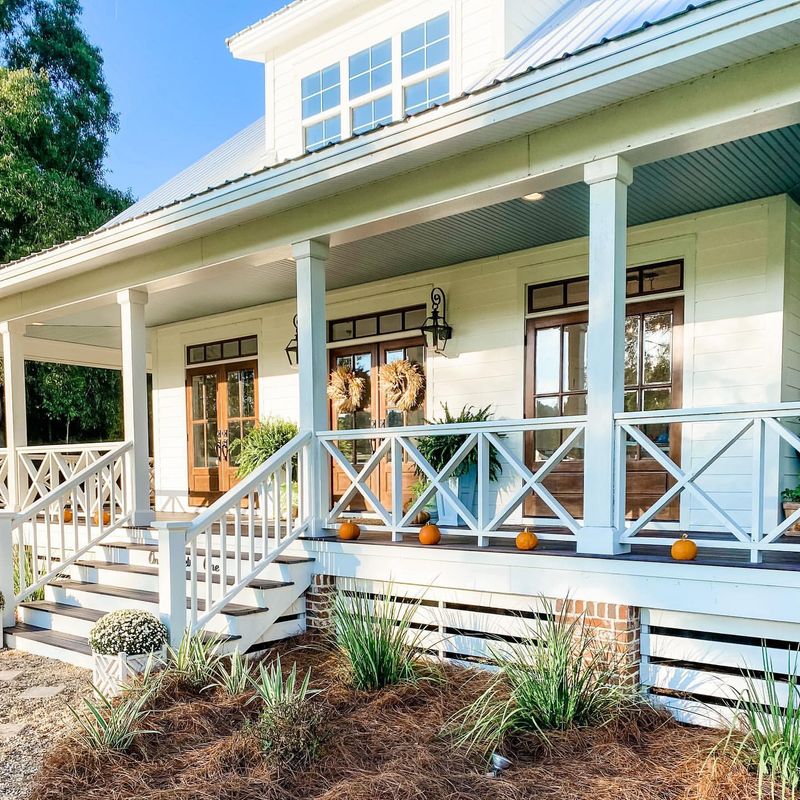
81, 1, 290, 201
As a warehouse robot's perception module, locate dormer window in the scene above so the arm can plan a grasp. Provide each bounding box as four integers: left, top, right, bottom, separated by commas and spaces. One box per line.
301, 63, 341, 152
349, 40, 392, 99
401, 13, 450, 116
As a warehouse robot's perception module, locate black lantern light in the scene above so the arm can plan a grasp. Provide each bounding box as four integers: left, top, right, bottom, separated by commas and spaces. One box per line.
420, 287, 453, 353
285, 315, 299, 366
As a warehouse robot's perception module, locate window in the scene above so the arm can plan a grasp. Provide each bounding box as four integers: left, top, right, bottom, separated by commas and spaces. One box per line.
527, 261, 683, 314
352, 95, 393, 135
401, 13, 449, 78
404, 71, 449, 115
328, 306, 427, 343
304, 116, 342, 152
349, 39, 392, 99
186, 336, 258, 366
301, 64, 341, 119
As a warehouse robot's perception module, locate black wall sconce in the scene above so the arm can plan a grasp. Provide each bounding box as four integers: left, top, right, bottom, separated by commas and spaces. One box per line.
285, 315, 299, 366
420, 287, 453, 354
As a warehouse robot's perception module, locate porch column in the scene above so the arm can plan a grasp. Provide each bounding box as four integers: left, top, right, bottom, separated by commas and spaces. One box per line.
117, 289, 154, 526
292, 238, 329, 536
1, 321, 27, 510
578, 156, 633, 555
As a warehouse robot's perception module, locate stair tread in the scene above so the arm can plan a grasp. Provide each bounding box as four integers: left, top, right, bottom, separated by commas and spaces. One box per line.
75, 560, 293, 590
20, 601, 105, 622
51, 580, 270, 617
3, 623, 92, 655
102, 542, 314, 565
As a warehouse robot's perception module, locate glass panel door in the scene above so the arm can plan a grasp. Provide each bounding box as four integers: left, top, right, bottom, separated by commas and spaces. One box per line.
187, 369, 221, 498
220, 362, 258, 492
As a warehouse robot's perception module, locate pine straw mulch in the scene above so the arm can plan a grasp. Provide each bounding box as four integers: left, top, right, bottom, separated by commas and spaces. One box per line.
29, 636, 760, 800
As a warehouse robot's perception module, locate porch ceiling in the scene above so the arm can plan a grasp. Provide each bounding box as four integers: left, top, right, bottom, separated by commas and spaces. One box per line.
24, 122, 800, 347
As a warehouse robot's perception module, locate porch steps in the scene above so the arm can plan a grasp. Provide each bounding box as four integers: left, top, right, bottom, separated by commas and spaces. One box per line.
3, 533, 316, 669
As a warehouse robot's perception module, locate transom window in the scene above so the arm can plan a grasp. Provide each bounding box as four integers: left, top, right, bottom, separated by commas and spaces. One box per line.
352, 95, 393, 135
186, 336, 258, 366
349, 39, 392, 100
329, 306, 427, 343
301, 64, 341, 119
404, 71, 449, 116
401, 13, 449, 78
527, 261, 683, 314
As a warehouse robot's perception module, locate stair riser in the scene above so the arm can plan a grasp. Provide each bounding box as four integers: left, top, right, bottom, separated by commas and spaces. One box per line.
3, 632, 93, 669
19, 607, 99, 638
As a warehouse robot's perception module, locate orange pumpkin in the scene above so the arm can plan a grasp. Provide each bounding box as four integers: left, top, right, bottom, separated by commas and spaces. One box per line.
338, 520, 361, 541
515, 529, 538, 551
418, 523, 441, 546
671, 534, 698, 561
93, 510, 111, 526
62, 508, 73, 524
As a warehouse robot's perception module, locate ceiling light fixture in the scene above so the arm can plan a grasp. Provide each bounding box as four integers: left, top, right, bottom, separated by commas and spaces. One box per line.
522, 192, 545, 202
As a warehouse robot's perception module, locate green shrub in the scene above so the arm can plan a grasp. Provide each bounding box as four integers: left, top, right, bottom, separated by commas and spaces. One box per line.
252, 656, 322, 769
89, 609, 167, 656
235, 418, 299, 478
166, 633, 223, 690
727, 648, 800, 798
69, 683, 157, 752
331, 583, 431, 691
416, 403, 502, 479
214, 649, 252, 696
450, 597, 637, 756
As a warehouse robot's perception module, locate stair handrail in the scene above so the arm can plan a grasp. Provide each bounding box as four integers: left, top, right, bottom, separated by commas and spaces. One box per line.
179, 431, 313, 633
3, 440, 134, 605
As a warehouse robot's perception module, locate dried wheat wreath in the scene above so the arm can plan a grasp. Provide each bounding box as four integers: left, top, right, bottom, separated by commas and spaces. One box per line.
379, 359, 426, 412
327, 365, 368, 412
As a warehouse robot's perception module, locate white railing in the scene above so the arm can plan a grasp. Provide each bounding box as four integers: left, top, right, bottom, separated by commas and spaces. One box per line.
0, 449, 8, 508
177, 431, 313, 633
3, 441, 133, 605
17, 443, 124, 510
616, 402, 800, 561
319, 417, 587, 546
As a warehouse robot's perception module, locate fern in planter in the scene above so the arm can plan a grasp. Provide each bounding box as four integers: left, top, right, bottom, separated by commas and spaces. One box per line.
415, 403, 502, 479
234, 418, 299, 478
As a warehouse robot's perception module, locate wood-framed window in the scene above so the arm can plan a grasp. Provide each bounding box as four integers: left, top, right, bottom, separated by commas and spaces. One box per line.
186, 336, 258, 366
328, 305, 427, 343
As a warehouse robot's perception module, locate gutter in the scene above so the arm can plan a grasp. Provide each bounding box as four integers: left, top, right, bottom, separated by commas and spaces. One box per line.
0, 0, 796, 297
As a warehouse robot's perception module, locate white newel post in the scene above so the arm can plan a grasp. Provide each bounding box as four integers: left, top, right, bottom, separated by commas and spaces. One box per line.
153, 521, 188, 646
117, 289, 154, 527
1, 321, 27, 510
293, 238, 330, 537
578, 156, 633, 556
0, 512, 15, 626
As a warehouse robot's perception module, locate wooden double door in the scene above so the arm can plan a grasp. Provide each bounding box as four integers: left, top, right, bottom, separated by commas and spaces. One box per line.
186, 360, 258, 504
525, 297, 683, 521
330, 338, 425, 513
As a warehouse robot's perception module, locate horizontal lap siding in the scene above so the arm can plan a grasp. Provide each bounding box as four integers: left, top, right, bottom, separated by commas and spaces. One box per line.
151, 198, 789, 524
781, 200, 800, 495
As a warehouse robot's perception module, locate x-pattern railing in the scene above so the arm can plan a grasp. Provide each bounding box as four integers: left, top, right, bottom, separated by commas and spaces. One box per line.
320, 417, 586, 545
0, 450, 9, 508
616, 403, 800, 560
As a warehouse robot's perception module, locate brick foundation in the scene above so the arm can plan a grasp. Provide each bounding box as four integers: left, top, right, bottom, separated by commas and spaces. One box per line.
305, 574, 336, 632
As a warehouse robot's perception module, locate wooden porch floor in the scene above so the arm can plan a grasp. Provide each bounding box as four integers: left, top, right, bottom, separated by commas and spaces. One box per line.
312, 527, 800, 572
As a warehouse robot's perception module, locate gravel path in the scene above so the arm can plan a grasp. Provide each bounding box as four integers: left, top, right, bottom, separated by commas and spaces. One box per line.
0, 649, 91, 800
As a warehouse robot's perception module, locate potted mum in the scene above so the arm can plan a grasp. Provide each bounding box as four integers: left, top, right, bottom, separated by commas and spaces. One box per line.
416, 403, 502, 527
782, 486, 800, 535
88, 609, 168, 696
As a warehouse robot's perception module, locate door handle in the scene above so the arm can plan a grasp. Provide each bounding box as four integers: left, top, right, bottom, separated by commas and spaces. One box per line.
216, 430, 229, 461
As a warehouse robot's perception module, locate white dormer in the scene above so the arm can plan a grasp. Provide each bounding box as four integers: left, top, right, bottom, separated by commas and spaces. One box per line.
228, 0, 564, 164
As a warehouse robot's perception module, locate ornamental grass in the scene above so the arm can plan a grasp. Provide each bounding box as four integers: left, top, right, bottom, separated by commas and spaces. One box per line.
32, 635, 760, 800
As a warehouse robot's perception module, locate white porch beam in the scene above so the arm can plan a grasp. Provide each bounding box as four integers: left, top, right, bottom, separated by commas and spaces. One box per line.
578, 156, 633, 556
1, 320, 27, 510
117, 289, 153, 526
293, 238, 329, 536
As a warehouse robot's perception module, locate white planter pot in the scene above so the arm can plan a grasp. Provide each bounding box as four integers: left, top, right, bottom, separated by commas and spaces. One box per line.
92, 647, 166, 697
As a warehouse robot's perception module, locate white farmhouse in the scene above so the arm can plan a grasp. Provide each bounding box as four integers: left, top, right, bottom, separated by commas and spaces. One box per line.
3, 0, 800, 724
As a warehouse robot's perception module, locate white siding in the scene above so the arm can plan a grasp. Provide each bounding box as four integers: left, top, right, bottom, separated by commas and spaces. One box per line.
152, 197, 791, 526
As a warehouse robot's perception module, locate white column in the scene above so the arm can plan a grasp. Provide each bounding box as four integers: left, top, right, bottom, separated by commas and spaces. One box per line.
578, 156, 633, 556
117, 289, 154, 526
0, 512, 16, 626
153, 521, 188, 646
292, 238, 329, 536
1, 321, 27, 510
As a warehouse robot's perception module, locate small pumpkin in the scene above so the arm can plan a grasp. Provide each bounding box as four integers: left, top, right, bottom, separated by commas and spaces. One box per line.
418, 523, 441, 546
414, 509, 431, 526
671, 534, 698, 562
338, 520, 361, 541
62, 508, 73, 524
515, 528, 538, 551
92, 510, 111, 526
